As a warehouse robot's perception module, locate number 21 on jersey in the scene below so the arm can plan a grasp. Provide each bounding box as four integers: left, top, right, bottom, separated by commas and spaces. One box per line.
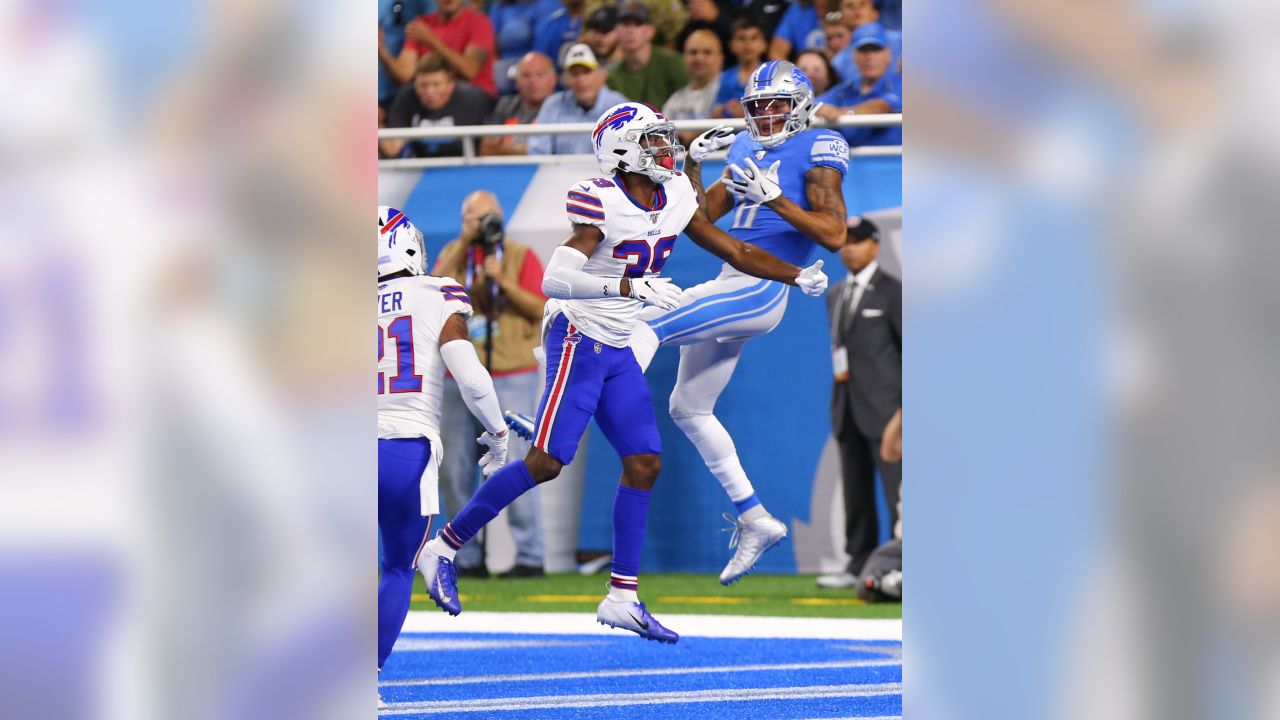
378, 316, 422, 393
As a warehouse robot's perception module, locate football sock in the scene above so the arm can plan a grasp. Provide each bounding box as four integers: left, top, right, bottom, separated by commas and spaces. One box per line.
609, 485, 650, 603
430, 461, 535, 560
735, 494, 767, 522
630, 322, 661, 372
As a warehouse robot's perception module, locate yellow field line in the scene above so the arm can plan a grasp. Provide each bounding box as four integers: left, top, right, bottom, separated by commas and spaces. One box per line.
520, 594, 603, 603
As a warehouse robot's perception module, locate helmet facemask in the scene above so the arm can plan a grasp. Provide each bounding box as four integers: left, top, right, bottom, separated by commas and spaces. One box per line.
628, 122, 685, 182
744, 94, 811, 148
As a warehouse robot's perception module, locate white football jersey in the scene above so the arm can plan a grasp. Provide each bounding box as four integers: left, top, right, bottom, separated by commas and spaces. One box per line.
557, 173, 700, 346
377, 275, 473, 439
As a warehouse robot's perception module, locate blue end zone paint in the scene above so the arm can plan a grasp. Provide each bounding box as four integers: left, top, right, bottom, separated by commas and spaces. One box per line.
381, 632, 901, 719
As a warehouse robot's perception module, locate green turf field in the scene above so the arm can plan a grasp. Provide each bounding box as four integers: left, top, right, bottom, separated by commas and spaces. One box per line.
409, 572, 901, 618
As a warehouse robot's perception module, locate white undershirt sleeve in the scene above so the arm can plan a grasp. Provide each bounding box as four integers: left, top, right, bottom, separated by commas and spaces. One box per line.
439, 338, 504, 435
542, 245, 626, 301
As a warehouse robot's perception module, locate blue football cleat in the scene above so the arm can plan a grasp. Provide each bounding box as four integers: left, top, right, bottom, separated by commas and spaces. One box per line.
597, 596, 679, 644
504, 411, 536, 441
417, 540, 461, 616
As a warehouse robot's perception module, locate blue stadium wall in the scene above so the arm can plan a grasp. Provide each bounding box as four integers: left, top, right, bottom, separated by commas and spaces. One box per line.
397, 156, 901, 573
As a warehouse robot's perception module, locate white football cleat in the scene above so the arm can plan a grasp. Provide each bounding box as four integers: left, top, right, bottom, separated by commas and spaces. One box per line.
596, 595, 679, 643
719, 512, 788, 585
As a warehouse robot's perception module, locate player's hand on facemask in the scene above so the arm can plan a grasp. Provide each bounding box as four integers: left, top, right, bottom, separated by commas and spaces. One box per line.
477, 429, 509, 476
721, 158, 782, 204
688, 125, 736, 163
795, 259, 828, 297
627, 277, 683, 311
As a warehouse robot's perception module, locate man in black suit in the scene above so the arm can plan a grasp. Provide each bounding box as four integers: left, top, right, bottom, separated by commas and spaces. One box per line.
819, 216, 902, 588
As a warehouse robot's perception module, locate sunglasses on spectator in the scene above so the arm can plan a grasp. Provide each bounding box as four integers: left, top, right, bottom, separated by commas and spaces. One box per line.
823, 11, 843, 24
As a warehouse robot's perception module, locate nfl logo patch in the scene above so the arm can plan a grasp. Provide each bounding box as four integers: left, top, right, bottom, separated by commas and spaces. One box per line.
648, 212, 660, 224
755, 150, 767, 161
594, 342, 602, 354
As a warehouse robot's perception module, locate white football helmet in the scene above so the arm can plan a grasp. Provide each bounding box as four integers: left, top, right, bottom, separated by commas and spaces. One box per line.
592, 103, 685, 183
741, 60, 817, 148
378, 205, 427, 278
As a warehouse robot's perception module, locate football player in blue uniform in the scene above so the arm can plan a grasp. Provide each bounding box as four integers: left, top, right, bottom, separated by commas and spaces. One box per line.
631, 60, 850, 585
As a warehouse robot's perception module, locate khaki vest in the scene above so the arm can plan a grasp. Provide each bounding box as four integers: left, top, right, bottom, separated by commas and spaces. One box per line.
435, 238, 542, 376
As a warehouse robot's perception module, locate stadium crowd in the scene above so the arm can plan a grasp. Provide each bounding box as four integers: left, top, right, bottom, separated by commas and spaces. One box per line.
378, 0, 902, 158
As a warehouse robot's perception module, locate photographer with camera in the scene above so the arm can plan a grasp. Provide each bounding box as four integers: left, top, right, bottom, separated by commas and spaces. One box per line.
431, 190, 548, 578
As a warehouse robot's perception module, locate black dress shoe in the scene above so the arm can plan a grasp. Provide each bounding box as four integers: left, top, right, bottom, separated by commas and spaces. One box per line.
455, 564, 489, 579
498, 564, 545, 579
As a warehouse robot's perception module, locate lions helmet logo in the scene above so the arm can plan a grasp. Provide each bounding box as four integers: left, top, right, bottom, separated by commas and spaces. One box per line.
593, 105, 639, 149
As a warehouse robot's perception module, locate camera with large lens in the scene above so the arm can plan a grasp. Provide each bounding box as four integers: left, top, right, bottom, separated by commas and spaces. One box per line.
477, 213, 504, 248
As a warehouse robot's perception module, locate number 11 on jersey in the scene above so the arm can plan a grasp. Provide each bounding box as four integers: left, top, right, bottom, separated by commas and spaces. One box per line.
731, 202, 761, 230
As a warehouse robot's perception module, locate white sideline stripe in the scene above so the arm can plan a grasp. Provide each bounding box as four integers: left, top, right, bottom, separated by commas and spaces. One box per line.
400, 611, 902, 640
381, 658, 900, 687
381, 682, 902, 715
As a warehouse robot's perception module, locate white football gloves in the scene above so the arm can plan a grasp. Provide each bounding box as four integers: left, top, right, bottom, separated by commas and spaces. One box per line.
721, 158, 782, 204
795, 259, 828, 297
627, 277, 683, 311
476, 429, 508, 476
688, 125, 736, 163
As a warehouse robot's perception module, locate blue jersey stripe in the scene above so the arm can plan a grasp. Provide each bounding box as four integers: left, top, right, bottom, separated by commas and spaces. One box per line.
567, 204, 605, 220
567, 191, 603, 207
647, 279, 773, 332
660, 283, 789, 344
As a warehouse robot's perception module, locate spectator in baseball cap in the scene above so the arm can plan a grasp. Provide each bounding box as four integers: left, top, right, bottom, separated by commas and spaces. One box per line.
528, 43, 628, 155
606, 1, 687, 108
814, 21, 902, 148
581, 5, 622, 70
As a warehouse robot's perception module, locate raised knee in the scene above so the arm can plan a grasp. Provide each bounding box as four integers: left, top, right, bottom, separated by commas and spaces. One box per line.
623, 453, 661, 487
523, 447, 563, 483
667, 393, 698, 421
668, 398, 709, 425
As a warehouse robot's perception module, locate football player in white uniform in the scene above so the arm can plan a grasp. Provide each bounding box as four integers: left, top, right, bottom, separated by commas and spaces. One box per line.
415, 103, 826, 643
376, 206, 510, 684
628, 61, 852, 585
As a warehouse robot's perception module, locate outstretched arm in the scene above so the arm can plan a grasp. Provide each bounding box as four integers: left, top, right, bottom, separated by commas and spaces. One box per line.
684, 212, 804, 285
765, 166, 848, 251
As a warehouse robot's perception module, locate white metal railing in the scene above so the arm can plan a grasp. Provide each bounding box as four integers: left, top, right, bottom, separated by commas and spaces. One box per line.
377, 114, 902, 170
378, 145, 901, 170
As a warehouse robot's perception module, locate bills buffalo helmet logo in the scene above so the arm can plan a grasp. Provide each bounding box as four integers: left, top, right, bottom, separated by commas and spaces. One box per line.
380, 207, 408, 243
593, 105, 639, 149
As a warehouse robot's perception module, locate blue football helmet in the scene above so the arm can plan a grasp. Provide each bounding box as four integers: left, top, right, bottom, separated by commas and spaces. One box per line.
741, 60, 817, 148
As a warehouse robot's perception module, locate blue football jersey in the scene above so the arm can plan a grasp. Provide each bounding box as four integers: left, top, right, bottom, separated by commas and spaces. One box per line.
724, 128, 849, 266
